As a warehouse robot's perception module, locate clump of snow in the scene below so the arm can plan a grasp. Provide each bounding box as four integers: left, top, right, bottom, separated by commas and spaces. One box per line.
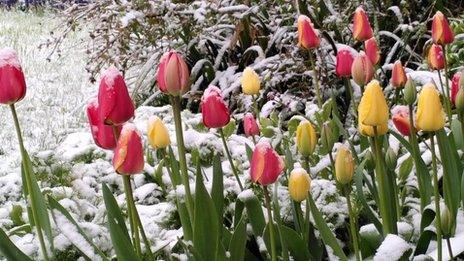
374, 234, 411, 261
101, 66, 121, 87
0, 47, 21, 68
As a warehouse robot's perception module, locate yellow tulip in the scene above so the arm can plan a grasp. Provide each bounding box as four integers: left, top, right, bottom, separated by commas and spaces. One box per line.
241, 67, 261, 95
335, 146, 354, 185
288, 168, 311, 202
296, 120, 317, 157
416, 83, 445, 131
147, 116, 171, 149
358, 80, 389, 136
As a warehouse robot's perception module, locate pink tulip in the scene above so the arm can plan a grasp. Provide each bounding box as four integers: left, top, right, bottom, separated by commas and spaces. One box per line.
98, 67, 135, 125
451, 72, 461, 105
113, 123, 144, 175
0, 48, 26, 105
297, 15, 320, 49
364, 37, 380, 66
243, 113, 260, 137
335, 49, 354, 78
432, 11, 454, 45
86, 98, 121, 150
351, 51, 374, 86
392, 105, 412, 136
201, 86, 230, 128
427, 44, 445, 71
250, 141, 285, 185
352, 7, 374, 42
157, 50, 190, 96
391, 61, 407, 88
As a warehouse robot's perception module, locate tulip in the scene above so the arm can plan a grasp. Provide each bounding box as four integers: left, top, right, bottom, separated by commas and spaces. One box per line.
0, 48, 26, 105
335, 49, 354, 77
385, 148, 397, 171
404, 76, 417, 105
456, 89, 464, 112
416, 83, 445, 131
431, 11, 454, 45
113, 123, 145, 175
451, 72, 461, 105
243, 113, 260, 137
358, 80, 389, 136
427, 44, 445, 71
391, 61, 407, 88
250, 141, 285, 185
241, 67, 261, 95
288, 168, 311, 202
156, 50, 190, 96
297, 15, 320, 49
364, 37, 380, 66
147, 116, 171, 149
86, 98, 121, 149
296, 120, 317, 157
98, 67, 135, 125
391, 105, 412, 136
201, 85, 230, 128
351, 52, 374, 86
334, 146, 354, 185
352, 7, 374, 42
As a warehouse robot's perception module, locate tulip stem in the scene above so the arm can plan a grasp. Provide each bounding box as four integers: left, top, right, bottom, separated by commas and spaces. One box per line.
437, 70, 453, 123
219, 128, 244, 191
252, 135, 257, 145
263, 185, 277, 261
308, 51, 323, 108
252, 94, 260, 119
446, 238, 455, 261
344, 78, 358, 120
429, 133, 442, 261
302, 156, 311, 176
345, 188, 360, 261
10, 104, 50, 261
122, 176, 142, 257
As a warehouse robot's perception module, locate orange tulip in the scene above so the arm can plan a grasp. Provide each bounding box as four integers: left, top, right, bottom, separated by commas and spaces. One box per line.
297, 15, 320, 49
352, 7, 373, 42
113, 123, 145, 175
364, 37, 380, 66
391, 61, 407, 88
427, 44, 445, 70
250, 141, 285, 185
391, 105, 412, 136
431, 11, 454, 45
351, 51, 374, 86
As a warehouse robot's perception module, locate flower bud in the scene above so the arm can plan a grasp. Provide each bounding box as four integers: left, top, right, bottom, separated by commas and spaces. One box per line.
0, 48, 26, 105
451, 72, 461, 106
392, 105, 413, 136
321, 122, 334, 152
404, 76, 417, 105
455, 88, 464, 112
364, 37, 380, 66
98, 67, 135, 125
243, 113, 260, 137
335, 146, 355, 185
391, 61, 407, 89
201, 85, 230, 128
364, 150, 375, 171
358, 80, 389, 137
335, 49, 354, 78
250, 141, 285, 185
113, 123, 145, 175
296, 120, 317, 157
416, 83, 445, 131
288, 168, 311, 202
427, 44, 445, 71
431, 11, 454, 45
297, 15, 320, 49
157, 50, 190, 96
441, 206, 453, 239
351, 52, 374, 86
241, 67, 260, 95
147, 116, 170, 149
86, 98, 121, 150
385, 148, 397, 171
352, 7, 374, 42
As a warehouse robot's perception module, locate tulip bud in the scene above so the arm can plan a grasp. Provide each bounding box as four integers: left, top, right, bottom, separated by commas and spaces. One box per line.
358, 80, 389, 137
404, 76, 417, 105
86, 98, 121, 150
416, 83, 445, 131
288, 168, 311, 202
441, 206, 453, 239
431, 11, 454, 45
427, 44, 445, 71
147, 116, 170, 149
98, 67, 135, 125
321, 122, 334, 152
351, 52, 374, 86
201, 85, 230, 128
250, 141, 285, 185
297, 15, 320, 49
335, 146, 355, 185
391, 61, 407, 88
296, 120, 317, 157
364, 150, 375, 171
352, 7, 374, 42
241, 67, 261, 95
157, 50, 190, 96
335, 49, 354, 78
455, 88, 464, 112
385, 148, 397, 170
364, 37, 380, 66
451, 72, 461, 105
113, 123, 145, 175
0, 48, 27, 105
243, 113, 260, 137
392, 105, 413, 136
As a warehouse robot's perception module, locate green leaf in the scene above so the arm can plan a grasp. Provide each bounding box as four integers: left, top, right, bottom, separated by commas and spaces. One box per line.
359, 224, 382, 258
262, 127, 275, 138
228, 215, 247, 261
211, 154, 224, 225
451, 119, 464, 150
398, 157, 413, 182
10, 205, 24, 226
245, 144, 253, 163
0, 227, 33, 261
222, 119, 236, 138
239, 191, 266, 237
102, 184, 139, 261
167, 146, 181, 185
280, 226, 311, 261
153, 159, 165, 189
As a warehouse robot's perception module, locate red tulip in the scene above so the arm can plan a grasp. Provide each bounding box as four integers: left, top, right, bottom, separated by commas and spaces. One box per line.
98, 67, 135, 125
250, 141, 285, 185
243, 113, 260, 137
351, 51, 374, 86
431, 11, 454, 45
335, 49, 354, 77
113, 123, 144, 175
201, 86, 230, 128
451, 72, 461, 105
157, 50, 190, 96
353, 7, 373, 42
297, 15, 320, 49
427, 44, 445, 70
392, 105, 412, 136
86, 98, 121, 150
364, 37, 380, 66
391, 61, 407, 88
0, 48, 26, 105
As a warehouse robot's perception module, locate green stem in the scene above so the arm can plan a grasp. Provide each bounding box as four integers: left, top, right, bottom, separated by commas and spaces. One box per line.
273, 183, 289, 261
302, 156, 311, 175
252, 135, 257, 145
10, 104, 49, 261
252, 94, 260, 119
263, 186, 277, 261
328, 151, 335, 180
430, 133, 442, 261
345, 189, 360, 261
308, 51, 323, 108
446, 238, 455, 261
122, 176, 142, 257
344, 78, 358, 122
437, 70, 453, 124
219, 128, 244, 191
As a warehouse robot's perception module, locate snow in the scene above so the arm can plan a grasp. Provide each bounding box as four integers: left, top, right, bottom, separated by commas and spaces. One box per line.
0, 47, 21, 68
101, 66, 121, 87
374, 234, 411, 261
